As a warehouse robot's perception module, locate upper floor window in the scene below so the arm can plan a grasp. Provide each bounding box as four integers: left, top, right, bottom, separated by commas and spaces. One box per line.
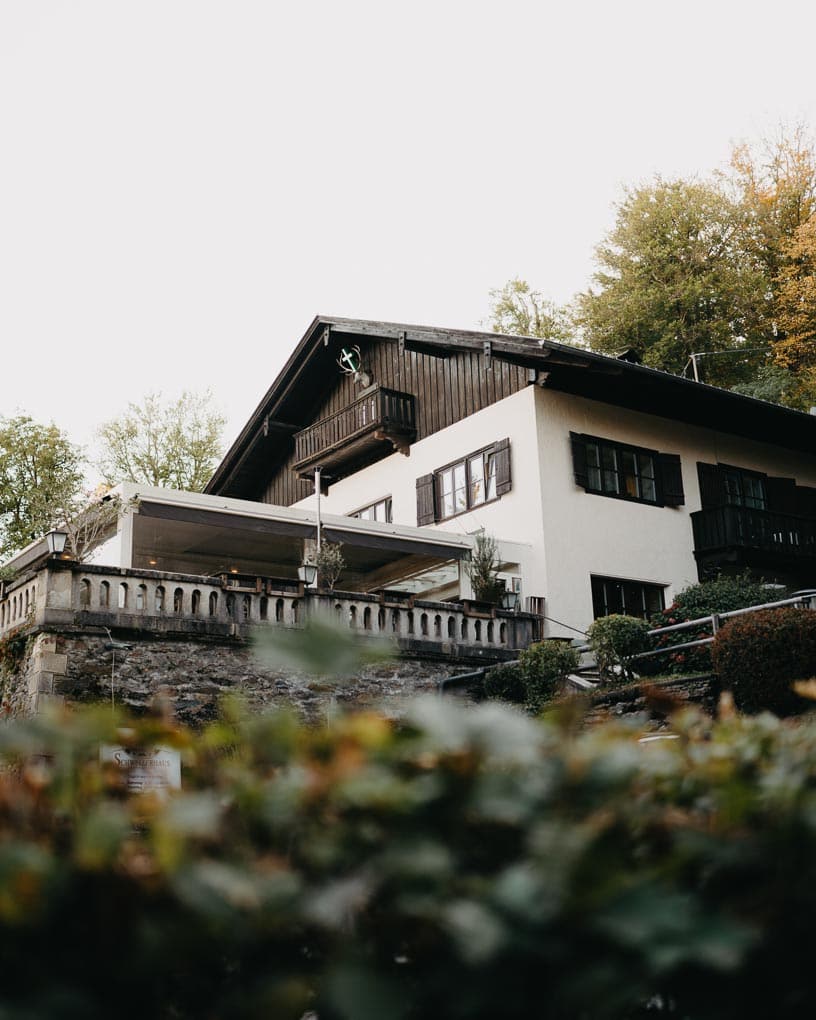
571, 433, 684, 507
723, 467, 766, 509
416, 439, 511, 525
351, 497, 392, 523
697, 463, 768, 511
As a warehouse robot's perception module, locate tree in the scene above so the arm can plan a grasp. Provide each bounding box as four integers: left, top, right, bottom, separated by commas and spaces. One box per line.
487, 277, 576, 343
575, 178, 770, 386
726, 124, 816, 282
97, 391, 226, 492
0, 416, 85, 560
770, 213, 816, 408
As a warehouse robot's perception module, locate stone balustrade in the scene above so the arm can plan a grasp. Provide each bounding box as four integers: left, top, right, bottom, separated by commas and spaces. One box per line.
0, 562, 541, 658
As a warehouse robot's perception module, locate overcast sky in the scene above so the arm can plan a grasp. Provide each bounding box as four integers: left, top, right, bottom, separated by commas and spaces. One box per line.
2, 0, 816, 471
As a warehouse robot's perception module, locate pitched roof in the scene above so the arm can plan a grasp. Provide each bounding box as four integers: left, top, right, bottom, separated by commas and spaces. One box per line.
206, 315, 816, 496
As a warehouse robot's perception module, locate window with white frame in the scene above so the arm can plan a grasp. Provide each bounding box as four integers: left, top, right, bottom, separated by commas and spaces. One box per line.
350, 497, 392, 523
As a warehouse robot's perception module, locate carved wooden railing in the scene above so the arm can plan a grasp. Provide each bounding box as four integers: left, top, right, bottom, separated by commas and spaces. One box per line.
692, 505, 816, 562
293, 386, 416, 470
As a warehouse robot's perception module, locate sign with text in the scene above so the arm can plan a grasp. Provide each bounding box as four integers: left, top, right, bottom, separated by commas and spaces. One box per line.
100, 745, 181, 793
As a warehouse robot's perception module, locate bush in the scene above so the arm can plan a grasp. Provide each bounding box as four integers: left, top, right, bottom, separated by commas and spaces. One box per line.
712, 607, 816, 714
650, 573, 774, 674
8, 700, 816, 1016
519, 639, 580, 709
482, 662, 525, 703
587, 614, 651, 682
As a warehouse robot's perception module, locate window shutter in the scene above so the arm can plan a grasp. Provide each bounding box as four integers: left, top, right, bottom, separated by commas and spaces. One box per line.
416, 473, 436, 526
766, 475, 797, 515
570, 432, 588, 488
657, 453, 684, 506
697, 462, 724, 509
796, 485, 816, 518
493, 438, 512, 496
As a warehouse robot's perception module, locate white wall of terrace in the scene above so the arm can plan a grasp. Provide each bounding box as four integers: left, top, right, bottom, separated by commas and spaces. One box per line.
0, 562, 540, 656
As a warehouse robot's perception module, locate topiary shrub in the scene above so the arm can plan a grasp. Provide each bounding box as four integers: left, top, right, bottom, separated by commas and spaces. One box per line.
482, 662, 525, 704
519, 640, 579, 710
650, 573, 774, 674
587, 614, 651, 683
712, 607, 816, 714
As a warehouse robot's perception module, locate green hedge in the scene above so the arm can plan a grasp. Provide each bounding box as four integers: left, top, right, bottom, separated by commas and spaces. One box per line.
712, 607, 816, 713
3, 699, 816, 1016
650, 574, 773, 674
587, 614, 651, 681
484, 641, 579, 710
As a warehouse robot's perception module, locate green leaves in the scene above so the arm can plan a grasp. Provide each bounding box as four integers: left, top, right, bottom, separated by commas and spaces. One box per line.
96, 390, 225, 492
1, 697, 816, 1015
0, 415, 85, 559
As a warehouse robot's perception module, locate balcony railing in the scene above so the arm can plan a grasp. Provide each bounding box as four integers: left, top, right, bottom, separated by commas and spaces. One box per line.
691, 505, 816, 563
293, 386, 416, 474
1, 562, 539, 657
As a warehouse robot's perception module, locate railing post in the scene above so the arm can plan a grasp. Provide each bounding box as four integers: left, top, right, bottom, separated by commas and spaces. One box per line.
711, 613, 720, 635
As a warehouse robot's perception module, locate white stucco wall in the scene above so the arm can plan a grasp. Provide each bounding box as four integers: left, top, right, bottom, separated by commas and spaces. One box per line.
295, 382, 816, 640
294, 387, 547, 599
534, 387, 816, 637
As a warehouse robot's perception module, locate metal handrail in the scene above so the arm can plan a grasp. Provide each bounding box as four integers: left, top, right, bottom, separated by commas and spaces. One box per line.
576, 589, 816, 662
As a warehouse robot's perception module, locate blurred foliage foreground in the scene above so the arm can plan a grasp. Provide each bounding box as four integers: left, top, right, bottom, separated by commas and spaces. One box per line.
3, 700, 816, 1019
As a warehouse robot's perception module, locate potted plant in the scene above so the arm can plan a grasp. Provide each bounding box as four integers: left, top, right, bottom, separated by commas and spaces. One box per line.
312, 542, 346, 593
465, 532, 505, 607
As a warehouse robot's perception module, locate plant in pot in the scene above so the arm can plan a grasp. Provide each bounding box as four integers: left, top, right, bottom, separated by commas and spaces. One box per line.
466, 532, 505, 605
311, 542, 346, 592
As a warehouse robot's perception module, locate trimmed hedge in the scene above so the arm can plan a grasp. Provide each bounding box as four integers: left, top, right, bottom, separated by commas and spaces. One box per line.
484, 641, 579, 710
712, 606, 816, 714
587, 614, 651, 682
519, 640, 580, 710
650, 574, 773, 674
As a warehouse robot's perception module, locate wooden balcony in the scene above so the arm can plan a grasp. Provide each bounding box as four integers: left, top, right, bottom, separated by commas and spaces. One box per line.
293, 386, 416, 479
691, 505, 816, 582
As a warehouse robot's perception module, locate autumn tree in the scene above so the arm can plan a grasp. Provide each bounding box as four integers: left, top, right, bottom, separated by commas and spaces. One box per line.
487, 278, 576, 343
726, 124, 816, 282
97, 390, 226, 492
575, 178, 769, 385
0, 416, 85, 560
771, 213, 816, 407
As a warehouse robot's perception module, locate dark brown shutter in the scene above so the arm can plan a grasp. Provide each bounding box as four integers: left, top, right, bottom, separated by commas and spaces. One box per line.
493, 438, 512, 496
416, 473, 436, 526
765, 475, 797, 514
570, 432, 588, 488
697, 462, 724, 508
657, 453, 684, 506
796, 485, 816, 518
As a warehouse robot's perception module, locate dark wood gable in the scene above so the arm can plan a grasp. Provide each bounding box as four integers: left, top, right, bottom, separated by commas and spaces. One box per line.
258, 334, 530, 507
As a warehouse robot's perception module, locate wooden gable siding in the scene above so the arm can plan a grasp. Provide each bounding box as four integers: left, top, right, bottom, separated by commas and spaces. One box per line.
260, 338, 530, 506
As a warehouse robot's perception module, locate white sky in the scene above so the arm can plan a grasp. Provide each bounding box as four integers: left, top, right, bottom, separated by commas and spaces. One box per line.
2, 0, 816, 473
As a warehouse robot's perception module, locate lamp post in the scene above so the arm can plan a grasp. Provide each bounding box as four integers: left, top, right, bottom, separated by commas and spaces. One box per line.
500, 590, 519, 612
298, 563, 317, 587
45, 530, 68, 556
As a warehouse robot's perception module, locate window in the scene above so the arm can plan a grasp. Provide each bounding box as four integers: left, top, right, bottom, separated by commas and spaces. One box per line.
416, 438, 511, 525
724, 468, 766, 510
351, 497, 392, 523
571, 433, 684, 507
697, 463, 769, 511
591, 575, 666, 620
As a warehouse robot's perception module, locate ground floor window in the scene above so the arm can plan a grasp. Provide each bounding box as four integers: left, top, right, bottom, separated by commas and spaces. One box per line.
591, 574, 666, 620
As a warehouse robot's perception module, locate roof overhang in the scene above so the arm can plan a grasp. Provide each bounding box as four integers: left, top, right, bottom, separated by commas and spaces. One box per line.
207, 316, 816, 498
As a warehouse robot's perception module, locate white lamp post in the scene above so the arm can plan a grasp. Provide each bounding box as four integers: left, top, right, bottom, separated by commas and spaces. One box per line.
298, 563, 317, 587
45, 530, 68, 556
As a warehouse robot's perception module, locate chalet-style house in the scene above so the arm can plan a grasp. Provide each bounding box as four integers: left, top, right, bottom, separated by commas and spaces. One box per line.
199, 315, 816, 639
3, 314, 816, 674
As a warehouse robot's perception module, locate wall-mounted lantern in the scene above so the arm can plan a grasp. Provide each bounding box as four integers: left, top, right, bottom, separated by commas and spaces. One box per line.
45, 530, 68, 556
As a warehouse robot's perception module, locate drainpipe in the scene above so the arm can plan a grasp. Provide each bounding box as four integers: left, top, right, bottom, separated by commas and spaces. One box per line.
315, 467, 322, 553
